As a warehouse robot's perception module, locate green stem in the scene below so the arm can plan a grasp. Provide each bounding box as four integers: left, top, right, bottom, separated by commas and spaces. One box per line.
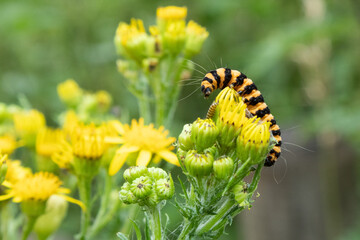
138, 95, 151, 124
146, 206, 162, 240
87, 173, 113, 239
195, 197, 235, 236
222, 158, 252, 195
21, 216, 38, 240
248, 163, 264, 196
177, 220, 193, 240
0, 204, 9, 240
77, 176, 92, 240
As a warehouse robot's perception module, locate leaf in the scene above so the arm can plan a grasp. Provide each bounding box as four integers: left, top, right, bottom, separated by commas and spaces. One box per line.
177, 176, 189, 201
129, 219, 142, 240
116, 232, 129, 240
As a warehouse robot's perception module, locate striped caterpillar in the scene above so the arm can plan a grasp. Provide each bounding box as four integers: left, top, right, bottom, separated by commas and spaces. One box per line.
201, 68, 281, 166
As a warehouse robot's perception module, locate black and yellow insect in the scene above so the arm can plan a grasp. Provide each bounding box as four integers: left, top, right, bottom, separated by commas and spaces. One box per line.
201, 68, 281, 166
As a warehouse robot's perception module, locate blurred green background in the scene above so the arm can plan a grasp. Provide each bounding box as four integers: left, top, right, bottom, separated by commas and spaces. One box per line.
1, 0, 360, 239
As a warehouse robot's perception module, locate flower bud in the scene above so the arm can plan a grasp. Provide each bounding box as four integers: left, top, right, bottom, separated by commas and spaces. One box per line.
146, 191, 160, 207
213, 156, 234, 180
184, 150, 214, 177
184, 20, 209, 57
236, 117, 271, 164
191, 118, 219, 152
147, 167, 168, 180
130, 176, 153, 199
123, 166, 149, 183
176, 148, 187, 169
155, 175, 175, 200
57, 79, 83, 108
119, 182, 136, 204
232, 183, 250, 208
34, 195, 68, 240
178, 124, 194, 151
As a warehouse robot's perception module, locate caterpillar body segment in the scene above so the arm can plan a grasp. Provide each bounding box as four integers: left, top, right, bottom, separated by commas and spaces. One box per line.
201, 68, 281, 166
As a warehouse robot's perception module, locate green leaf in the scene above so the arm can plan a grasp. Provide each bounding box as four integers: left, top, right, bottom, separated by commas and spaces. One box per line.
130, 219, 142, 240
116, 232, 129, 240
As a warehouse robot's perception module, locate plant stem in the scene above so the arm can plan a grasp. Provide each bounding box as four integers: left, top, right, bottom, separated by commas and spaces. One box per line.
78, 176, 92, 240
21, 216, 37, 240
177, 220, 193, 240
87, 173, 113, 239
248, 163, 264, 196
195, 197, 235, 236
146, 206, 162, 240
222, 158, 251, 195
120, 205, 139, 235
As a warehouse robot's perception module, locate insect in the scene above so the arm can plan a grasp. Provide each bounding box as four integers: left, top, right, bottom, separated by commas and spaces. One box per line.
201, 68, 281, 166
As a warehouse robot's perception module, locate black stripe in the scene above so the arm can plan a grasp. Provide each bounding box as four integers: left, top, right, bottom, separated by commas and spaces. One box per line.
235, 74, 246, 86
275, 140, 282, 147
210, 70, 221, 88
270, 119, 276, 127
275, 151, 281, 158
264, 156, 274, 166
201, 85, 205, 92
222, 68, 232, 89
242, 83, 257, 95
270, 149, 275, 154
202, 77, 213, 84
248, 95, 264, 106
272, 129, 281, 136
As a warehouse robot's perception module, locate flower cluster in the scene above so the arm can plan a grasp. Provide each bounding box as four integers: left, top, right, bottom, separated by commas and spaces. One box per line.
174, 87, 275, 238
114, 6, 209, 126
119, 166, 174, 207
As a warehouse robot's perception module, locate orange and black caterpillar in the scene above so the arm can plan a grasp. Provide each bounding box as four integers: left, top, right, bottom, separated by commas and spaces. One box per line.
201, 68, 281, 166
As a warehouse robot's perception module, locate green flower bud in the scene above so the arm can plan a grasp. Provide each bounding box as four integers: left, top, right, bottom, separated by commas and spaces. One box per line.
146, 191, 160, 207
191, 118, 219, 152
147, 167, 168, 180
130, 176, 153, 199
176, 148, 187, 170
155, 175, 175, 200
184, 150, 214, 177
21, 200, 46, 218
119, 182, 136, 204
123, 166, 149, 183
204, 146, 219, 159
178, 124, 194, 151
236, 118, 271, 164
232, 182, 247, 205
34, 195, 68, 240
213, 156, 234, 180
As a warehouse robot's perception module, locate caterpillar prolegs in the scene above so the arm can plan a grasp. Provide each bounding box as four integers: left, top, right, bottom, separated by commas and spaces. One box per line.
201, 68, 281, 166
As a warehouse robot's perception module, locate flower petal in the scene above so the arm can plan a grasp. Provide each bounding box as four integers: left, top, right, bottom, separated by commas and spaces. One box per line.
0, 192, 14, 201
56, 194, 86, 211
157, 150, 180, 166
105, 136, 124, 144
57, 187, 71, 194
136, 150, 152, 166
109, 145, 139, 176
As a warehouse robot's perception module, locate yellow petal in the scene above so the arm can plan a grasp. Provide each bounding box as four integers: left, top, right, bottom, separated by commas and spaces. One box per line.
57, 187, 71, 194
136, 150, 152, 166
56, 194, 86, 211
157, 150, 180, 166
105, 136, 124, 144
111, 121, 125, 135
109, 145, 139, 176
0, 192, 14, 201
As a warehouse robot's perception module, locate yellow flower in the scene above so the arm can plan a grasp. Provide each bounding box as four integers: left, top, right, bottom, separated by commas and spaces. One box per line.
107, 118, 179, 176
236, 117, 271, 163
0, 135, 17, 155
52, 140, 73, 169
157, 6, 187, 22
5, 160, 32, 183
57, 79, 83, 107
95, 90, 112, 112
63, 110, 80, 136
114, 19, 154, 61
71, 123, 107, 160
185, 20, 209, 56
13, 109, 46, 147
162, 21, 186, 54
36, 128, 64, 157
0, 172, 84, 210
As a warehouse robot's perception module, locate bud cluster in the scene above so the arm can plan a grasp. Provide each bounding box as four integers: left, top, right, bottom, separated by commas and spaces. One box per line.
177, 88, 273, 181
119, 166, 174, 207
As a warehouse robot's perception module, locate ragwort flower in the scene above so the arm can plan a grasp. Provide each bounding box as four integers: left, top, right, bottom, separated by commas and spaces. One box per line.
107, 118, 179, 176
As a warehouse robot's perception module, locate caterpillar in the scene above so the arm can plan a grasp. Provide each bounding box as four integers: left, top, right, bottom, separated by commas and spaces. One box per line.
201, 68, 281, 166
